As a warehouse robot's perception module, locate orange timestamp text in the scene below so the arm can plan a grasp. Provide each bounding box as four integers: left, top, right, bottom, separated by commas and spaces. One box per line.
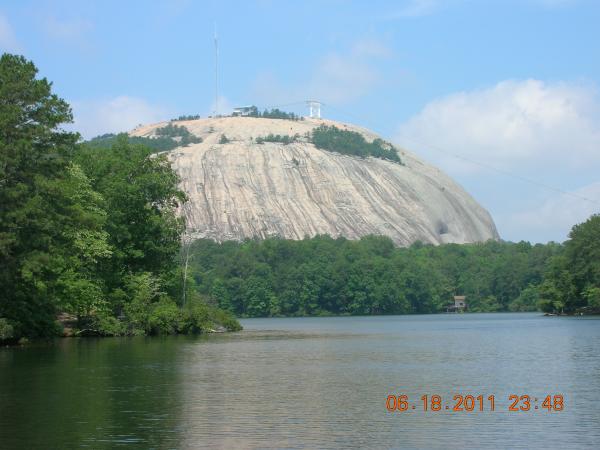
386, 394, 564, 413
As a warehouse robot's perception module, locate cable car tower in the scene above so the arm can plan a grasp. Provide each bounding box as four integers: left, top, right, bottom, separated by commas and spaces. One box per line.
307, 100, 322, 119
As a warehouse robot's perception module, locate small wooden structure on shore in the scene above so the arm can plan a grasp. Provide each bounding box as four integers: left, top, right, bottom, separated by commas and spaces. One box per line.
447, 295, 467, 313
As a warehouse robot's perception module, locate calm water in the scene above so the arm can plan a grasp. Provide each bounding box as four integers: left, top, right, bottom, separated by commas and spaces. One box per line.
1, 313, 600, 449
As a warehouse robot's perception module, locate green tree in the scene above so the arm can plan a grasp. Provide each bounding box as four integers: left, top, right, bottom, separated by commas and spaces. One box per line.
562, 214, 600, 312
0, 54, 108, 338
75, 136, 187, 312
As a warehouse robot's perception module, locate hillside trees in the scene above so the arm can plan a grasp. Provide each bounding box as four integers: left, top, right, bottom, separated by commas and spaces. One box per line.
0, 53, 240, 342
154, 123, 202, 146
311, 125, 402, 163
87, 123, 202, 153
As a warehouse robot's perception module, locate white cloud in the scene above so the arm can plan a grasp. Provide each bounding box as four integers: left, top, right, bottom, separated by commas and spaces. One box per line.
507, 182, 600, 242
396, 79, 600, 242
0, 13, 22, 53
307, 53, 379, 104
397, 79, 600, 175
351, 38, 392, 58
70, 96, 169, 139
43, 16, 93, 41
252, 38, 389, 106
382, 0, 576, 20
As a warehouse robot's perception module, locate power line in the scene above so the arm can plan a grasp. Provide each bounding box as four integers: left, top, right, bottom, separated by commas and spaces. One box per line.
399, 134, 600, 207
320, 101, 600, 208
226, 98, 599, 207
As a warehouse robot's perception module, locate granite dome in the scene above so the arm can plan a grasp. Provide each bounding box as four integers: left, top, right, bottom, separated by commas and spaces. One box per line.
130, 116, 499, 246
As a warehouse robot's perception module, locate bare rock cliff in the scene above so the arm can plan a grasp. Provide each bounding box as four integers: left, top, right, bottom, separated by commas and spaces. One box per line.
130, 117, 499, 246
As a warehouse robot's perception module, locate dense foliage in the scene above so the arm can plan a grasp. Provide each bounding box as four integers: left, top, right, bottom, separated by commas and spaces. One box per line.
255, 133, 301, 145
155, 123, 202, 146
187, 236, 562, 317
173, 114, 201, 121
537, 214, 600, 314
0, 54, 239, 343
88, 124, 201, 153
88, 133, 181, 152
311, 125, 402, 163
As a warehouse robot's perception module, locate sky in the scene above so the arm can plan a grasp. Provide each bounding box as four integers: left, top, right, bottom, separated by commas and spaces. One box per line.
1, 0, 599, 243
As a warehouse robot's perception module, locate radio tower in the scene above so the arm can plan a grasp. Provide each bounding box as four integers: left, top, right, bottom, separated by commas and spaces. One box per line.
214, 23, 219, 117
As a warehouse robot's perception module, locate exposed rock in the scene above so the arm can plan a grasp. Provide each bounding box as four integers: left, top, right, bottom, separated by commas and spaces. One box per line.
130, 117, 499, 246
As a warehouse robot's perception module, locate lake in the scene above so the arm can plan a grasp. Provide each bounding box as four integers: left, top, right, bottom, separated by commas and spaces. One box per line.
1, 313, 599, 449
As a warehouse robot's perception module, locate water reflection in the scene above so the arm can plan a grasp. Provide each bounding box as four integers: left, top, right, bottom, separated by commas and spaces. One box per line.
1, 337, 186, 449
1, 314, 600, 449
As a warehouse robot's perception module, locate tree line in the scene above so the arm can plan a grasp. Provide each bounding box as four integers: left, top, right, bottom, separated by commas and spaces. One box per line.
0, 54, 239, 344
88, 123, 202, 153
234, 106, 302, 121
186, 215, 600, 318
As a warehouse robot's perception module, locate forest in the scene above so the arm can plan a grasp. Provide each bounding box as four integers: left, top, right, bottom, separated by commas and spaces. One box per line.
0, 54, 240, 344
186, 217, 600, 317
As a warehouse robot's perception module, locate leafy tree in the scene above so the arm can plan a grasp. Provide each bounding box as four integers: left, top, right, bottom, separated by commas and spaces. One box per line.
75, 136, 186, 308
0, 54, 108, 338
539, 214, 600, 313
509, 285, 540, 311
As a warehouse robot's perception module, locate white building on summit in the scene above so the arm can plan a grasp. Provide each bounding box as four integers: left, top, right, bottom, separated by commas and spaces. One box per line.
232, 106, 255, 116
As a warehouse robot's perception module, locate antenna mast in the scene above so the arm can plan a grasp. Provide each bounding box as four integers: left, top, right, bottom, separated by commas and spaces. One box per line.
214, 23, 219, 117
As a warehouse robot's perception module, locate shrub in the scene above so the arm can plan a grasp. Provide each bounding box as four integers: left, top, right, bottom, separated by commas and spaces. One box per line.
148, 298, 182, 335
155, 123, 202, 146
311, 125, 401, 163
213, 309, 243, 331
255, 133, 300, 145
219, 134, 230, 144
93, 313, 127, 336
173, 114, 201, 121
0, 318, 14, 341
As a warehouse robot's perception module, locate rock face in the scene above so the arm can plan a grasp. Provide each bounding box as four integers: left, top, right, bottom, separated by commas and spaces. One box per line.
130, 117, 499, 246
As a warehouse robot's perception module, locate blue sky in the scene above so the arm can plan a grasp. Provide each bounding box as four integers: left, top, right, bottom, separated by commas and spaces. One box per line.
1, 0, 599, 243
